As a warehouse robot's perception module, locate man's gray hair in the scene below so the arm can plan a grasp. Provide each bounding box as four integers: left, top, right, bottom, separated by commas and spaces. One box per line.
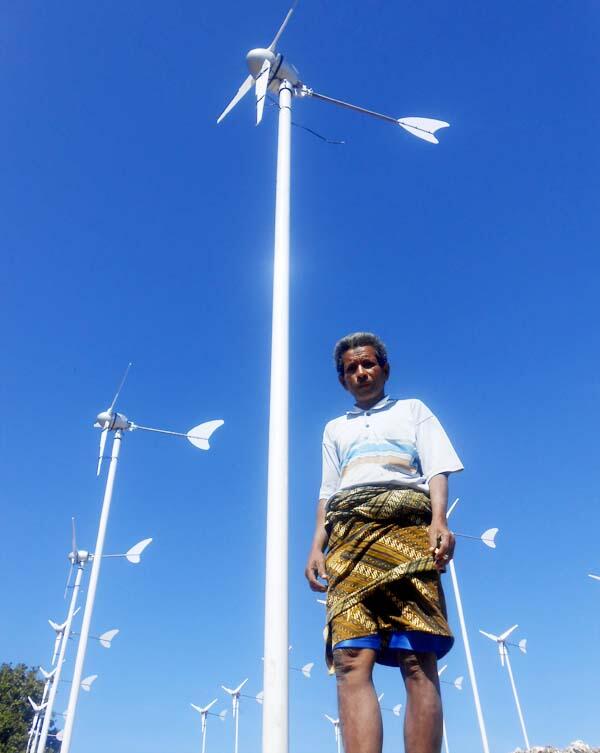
333, 332, 388, 377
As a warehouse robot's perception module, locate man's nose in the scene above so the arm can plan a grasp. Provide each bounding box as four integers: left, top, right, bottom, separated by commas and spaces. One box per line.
356, 366, 368, 380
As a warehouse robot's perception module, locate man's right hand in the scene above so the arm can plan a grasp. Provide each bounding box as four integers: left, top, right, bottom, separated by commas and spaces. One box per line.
305, 548, 328, 592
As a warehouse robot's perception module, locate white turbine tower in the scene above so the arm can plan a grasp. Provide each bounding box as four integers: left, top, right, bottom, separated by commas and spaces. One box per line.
190, 698, 218, 753
480, 624, 530, 750
221, 678, 248, 753
437, 664, 464, 753
59, 366, 223, 753
324, 714, 341, 753
446, 498, 495, 753
217, 10, 449, 753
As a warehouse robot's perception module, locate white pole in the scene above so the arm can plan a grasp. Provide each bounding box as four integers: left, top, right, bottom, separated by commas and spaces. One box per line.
234, 697, 240, 753
336, 725, 341, 753
448, 560, 490, 753
36, 562, 85, 753
504, 649, 530, 750
262, 78, 292, 753
60, 429, 123, 753
201, 716, 207, 753
442, 719, 450, 753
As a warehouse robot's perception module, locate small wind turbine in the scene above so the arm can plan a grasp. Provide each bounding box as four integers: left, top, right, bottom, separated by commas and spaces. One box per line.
480, 624, 530, 750
191, 698, 218, 753
324, 714, 341, 753
446, 498, 494, 753
438, 664, 464, 753
59, 366, 223, 753
218, 10, 449, 753
222, 678, 248, 753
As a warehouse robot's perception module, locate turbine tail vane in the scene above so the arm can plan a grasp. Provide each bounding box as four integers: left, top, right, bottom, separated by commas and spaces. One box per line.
397, 117, 450, 144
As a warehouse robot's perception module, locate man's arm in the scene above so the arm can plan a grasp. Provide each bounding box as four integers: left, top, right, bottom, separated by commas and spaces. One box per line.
428, 473, 456, 571
305, 498, 329, 592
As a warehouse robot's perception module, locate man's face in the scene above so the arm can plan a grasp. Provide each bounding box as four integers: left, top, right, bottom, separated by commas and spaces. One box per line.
339, 345, 389, 405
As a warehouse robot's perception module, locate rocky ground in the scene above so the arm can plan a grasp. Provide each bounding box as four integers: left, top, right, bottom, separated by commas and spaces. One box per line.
511, 744, 599, 753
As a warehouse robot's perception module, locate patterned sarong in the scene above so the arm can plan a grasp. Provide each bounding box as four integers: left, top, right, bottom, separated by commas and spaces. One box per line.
324, 485, 453, 671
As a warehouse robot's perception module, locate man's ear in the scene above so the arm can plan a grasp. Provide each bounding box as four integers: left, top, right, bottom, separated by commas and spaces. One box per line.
338, 373, 348, 391
383, 362, 390, 381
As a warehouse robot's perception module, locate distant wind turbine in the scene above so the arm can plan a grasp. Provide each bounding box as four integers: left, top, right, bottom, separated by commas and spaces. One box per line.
324, 714, 341, 753
222, 678, 249, 753
446, 498, 493, 753
191, 698, 218, 753
60, 365, 223, 753
479, 624, 530, 749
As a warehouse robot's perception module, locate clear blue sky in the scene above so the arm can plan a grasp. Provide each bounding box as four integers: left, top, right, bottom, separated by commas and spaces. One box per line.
1, 1, 599, 752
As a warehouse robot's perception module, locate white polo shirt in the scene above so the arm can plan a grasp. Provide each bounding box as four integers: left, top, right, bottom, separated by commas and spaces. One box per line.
319, 395, 463, 499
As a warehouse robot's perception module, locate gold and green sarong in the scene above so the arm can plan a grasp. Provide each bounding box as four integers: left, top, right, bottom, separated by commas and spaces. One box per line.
324, 485, 453, 671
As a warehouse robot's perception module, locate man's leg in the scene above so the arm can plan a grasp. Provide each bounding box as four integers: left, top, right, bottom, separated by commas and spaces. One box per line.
333, 647, 382, 753
397, 650, 443, 753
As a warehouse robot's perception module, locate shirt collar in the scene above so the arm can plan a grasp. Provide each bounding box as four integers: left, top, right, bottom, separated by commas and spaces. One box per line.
346, 394, 395, 415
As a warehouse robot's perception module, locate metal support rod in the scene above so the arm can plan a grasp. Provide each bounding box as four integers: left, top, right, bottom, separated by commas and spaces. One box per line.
262, 78, 292, 753
448, 560, 491, 753
442, 719, 450, 753
60, 430, 122, 753
504, 650, 530, 750
303, 88, 399, 126
36, 562, 85, 753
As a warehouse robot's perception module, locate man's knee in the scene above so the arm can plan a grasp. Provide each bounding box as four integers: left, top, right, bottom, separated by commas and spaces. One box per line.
397, 651, 439, 687
333, 647, 375, 680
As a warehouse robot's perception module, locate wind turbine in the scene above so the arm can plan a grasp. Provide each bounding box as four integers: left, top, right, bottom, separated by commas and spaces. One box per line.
480, 624, 530, 750
446, 498, 494, 753
191, 698, 218, 753
437, 664, 464, 753
324, 714, 341, 753
217, 10, 449, 753
59, 367, 223, 753
221, 678, 248, 753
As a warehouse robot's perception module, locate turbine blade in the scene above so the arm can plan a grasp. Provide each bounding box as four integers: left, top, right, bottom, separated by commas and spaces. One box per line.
81, 674, 98, 692
97, 427, 108, 476
588, 573, 600, 581
301, 662, 314, 678
454, 676, 464, 690
99, 629, 119, 648
377, 692, 384, 703
518, 639, 527, 654
447, 497, 459, 518
479, 630, 499, 642
397, 117, 450, 144
268, 2, 297, 52
108, 362, 132, 413
217, 75, 255, 124
221, 685, 234, 695
234, 678, 249, 693
126, 538, 153, 564
190, 703, 203, 714
392, 704, 402, 716
40, 667, 58, 680
324, 714, 336, 725
499, 624, 519, 642
202, 698, 218, 713
186, 419, 224, 450
481, 527, 499, 548
255, 58, 271, 125
437, 664, 448, 677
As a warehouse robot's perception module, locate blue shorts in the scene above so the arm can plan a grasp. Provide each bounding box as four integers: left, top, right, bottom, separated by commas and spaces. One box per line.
333, 630, 453, 667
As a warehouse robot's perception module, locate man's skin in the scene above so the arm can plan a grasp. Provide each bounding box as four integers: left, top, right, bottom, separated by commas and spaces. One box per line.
305, 345, 455, 753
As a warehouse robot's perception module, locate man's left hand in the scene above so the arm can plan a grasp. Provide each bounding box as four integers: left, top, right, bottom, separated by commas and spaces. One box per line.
429, 523, 455, 572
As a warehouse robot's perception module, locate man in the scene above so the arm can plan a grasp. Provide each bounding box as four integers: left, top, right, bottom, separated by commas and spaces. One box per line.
305, 332, 463, 753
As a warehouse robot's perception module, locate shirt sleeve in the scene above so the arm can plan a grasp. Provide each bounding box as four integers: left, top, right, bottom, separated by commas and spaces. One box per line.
319, 423, 341, 500
413, 400, 464, 482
